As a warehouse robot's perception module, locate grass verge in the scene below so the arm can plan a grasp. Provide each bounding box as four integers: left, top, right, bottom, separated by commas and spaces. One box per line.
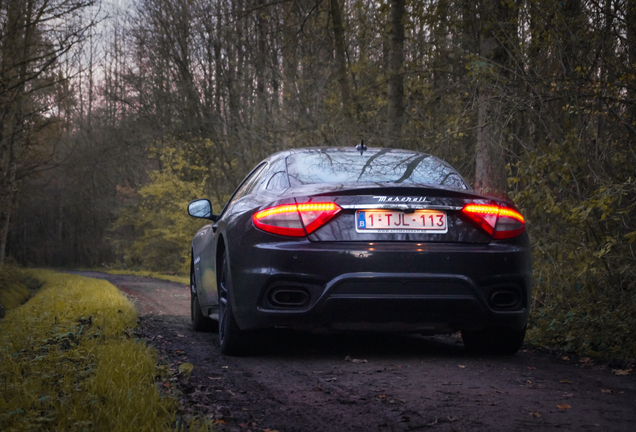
0, 266, 39, 318
0, 270, 205, 432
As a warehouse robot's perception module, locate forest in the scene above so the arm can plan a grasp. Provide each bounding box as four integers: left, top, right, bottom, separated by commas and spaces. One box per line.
1, 0, 635, 358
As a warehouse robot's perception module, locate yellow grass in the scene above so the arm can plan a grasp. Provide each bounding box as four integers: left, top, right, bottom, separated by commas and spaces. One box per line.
0, 270, 206, 431
0, 266, 32, 314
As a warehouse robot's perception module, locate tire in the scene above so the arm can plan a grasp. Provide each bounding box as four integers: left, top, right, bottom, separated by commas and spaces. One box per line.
191, 264, 216, 332
462, 325, 526, 355
218, 251, 252, 355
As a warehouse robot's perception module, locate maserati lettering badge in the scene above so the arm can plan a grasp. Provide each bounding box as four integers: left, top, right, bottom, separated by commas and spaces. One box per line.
374, 196, 428, 203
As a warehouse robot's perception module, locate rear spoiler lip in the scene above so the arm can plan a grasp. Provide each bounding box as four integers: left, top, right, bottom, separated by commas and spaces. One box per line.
340, 203, 463, 211
278, 182, 479, 200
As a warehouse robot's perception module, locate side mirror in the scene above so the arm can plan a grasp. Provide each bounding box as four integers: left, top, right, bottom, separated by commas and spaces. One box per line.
188, 199, 215, 220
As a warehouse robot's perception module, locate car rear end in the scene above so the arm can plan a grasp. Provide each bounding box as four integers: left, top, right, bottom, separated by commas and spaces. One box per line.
226, 148, 532, 340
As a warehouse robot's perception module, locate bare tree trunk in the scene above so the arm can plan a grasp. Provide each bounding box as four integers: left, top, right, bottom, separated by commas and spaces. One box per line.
88, 27, 94, 130
282, 0, 297, 111
0, 0, 26, 264
460, 0, 479, 55
474, 0, 516, 199
626, 0, 636, 135
629, 0, 636, 70
476, 95, 507, 197
0, 161, 16, 265
330, 0, 353, 122
256, 0, 267, 102
386, 0, 405, 142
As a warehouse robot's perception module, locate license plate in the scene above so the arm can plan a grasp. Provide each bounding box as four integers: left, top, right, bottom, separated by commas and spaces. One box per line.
355, 210, 448, 233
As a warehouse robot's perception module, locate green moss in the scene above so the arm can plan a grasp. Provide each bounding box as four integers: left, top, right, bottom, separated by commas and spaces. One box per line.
0, 266, 34, 318
0, 270, 208, 432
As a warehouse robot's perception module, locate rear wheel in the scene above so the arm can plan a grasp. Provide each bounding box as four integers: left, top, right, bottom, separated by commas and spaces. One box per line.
218, 252, 252, 355
462, 326, 526, 355
190, 264, 216, 332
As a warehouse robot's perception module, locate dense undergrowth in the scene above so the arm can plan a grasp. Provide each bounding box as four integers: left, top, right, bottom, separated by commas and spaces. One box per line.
0, 270, 207, 431
512, 138, 636, 361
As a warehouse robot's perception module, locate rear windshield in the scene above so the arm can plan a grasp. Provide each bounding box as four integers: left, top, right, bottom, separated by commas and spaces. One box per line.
286, 149, 468, 189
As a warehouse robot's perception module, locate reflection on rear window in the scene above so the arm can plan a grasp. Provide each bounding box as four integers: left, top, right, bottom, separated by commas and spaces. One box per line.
286, 149, 468, 189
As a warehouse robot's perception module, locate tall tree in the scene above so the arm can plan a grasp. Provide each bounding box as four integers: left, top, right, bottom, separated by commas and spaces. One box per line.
386, 0, 405, 142
330, 0, 353, 123
626, 0, 636, 137
0, 0, 98, 264
474, 0, 517, 198
282, 0, 299, 115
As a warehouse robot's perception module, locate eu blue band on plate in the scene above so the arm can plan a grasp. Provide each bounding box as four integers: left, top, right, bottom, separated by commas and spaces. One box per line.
357, 211, 366, 228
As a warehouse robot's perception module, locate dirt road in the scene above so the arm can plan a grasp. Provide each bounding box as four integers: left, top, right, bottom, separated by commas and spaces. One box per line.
71, 272, 635, 431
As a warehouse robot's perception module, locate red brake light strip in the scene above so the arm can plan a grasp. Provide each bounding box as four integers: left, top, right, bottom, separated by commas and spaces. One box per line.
462, 204, 525, 223
253, 202, 341, 237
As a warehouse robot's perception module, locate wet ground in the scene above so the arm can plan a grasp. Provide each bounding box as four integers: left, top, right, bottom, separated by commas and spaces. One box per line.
70, 272, 636, 431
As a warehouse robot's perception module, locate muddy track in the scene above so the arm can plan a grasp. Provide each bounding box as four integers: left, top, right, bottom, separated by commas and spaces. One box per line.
69, 272, 635, 431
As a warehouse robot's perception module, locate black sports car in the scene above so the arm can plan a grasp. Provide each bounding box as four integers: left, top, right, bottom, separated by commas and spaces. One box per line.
187, 146, 532, 355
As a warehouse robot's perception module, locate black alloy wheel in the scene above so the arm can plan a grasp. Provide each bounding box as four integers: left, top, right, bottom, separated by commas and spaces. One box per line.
218, 251, 250, 355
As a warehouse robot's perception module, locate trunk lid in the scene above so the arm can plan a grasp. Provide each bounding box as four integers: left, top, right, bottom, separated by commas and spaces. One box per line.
283, 184, 495, 244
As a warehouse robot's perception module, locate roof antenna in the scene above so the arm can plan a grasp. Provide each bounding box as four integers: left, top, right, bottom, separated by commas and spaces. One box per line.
356, 139, 367, 155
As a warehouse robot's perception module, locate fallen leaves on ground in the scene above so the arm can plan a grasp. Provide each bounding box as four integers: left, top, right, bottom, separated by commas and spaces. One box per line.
530, 411, 541, 418
612, 369, 632, 376
556, 404, 572, 410
178, 362, 194, 377
601, 389, 613, 394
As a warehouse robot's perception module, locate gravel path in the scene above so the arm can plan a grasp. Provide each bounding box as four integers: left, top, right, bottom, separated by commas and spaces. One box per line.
69, 271, 636, 431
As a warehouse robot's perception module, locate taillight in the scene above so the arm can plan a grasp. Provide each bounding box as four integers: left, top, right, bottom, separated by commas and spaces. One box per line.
253, 202, 342, 237
461, 203, 525, 240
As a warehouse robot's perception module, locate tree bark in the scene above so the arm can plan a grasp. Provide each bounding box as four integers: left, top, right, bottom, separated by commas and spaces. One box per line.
626, 0, 636, 134
282, 0, 298, 111
386, 0, 405, 142
629, 0, 636, 68
474, 0, 516, 199
330, 0, 353, 122
256, 0, 267, 101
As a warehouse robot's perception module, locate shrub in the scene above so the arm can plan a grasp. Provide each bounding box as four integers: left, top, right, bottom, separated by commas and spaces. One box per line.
510, 137, 636, 359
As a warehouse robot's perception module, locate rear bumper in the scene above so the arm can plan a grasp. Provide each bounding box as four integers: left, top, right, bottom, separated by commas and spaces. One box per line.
227, 237, 532, 333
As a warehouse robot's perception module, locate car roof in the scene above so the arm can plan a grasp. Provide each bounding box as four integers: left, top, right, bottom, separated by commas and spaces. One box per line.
264, 146, 432, 162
